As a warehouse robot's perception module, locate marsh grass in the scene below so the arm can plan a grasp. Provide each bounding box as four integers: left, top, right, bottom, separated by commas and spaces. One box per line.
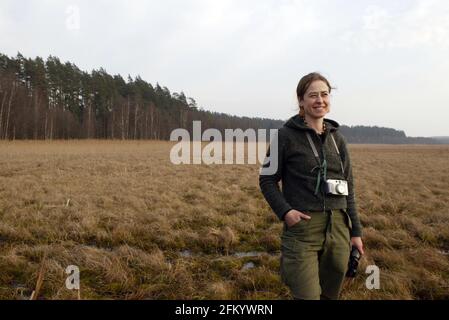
0, 141, 448, 299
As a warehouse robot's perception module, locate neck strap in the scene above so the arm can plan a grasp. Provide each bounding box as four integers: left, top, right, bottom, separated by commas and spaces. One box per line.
305, 131, 345, 175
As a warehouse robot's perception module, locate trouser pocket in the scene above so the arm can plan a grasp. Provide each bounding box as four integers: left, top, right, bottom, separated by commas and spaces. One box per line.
280, 236, 321, 299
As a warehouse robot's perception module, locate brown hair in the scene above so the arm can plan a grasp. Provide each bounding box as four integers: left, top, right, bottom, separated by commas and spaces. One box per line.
296, 72, 333, 116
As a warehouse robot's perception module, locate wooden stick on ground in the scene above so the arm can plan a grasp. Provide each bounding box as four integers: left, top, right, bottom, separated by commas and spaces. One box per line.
30, 251, 48, 300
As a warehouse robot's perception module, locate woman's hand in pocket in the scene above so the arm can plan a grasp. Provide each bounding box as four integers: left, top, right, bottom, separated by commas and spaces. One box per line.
284, 209, 311, 228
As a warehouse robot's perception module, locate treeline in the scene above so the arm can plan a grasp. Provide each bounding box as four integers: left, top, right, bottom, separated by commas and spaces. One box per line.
0, 52, 440, 144
0, 52, 281, 140
339, 125, 439, 144
432, 136, 449, 144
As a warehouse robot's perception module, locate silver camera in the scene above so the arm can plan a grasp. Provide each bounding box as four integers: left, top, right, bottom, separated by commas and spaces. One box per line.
325, 179, 348, 196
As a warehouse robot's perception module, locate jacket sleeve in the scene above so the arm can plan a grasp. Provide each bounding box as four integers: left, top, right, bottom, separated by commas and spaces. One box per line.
259, 130, 292, 220
339, 134, 363, 237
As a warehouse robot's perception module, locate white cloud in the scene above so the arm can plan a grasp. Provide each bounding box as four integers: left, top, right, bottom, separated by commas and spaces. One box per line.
342, 0, 449, 51
363, 5, 391, 30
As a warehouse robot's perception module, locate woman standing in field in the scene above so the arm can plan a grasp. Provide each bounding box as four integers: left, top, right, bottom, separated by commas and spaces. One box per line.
259, 72, 364, 300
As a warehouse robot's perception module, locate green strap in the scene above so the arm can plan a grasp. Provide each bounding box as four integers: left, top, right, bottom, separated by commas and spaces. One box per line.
311, 159, 327, 195
306, 132, 328, 195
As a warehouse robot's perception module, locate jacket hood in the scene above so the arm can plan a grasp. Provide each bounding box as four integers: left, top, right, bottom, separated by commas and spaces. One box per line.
284, 114, 339, 132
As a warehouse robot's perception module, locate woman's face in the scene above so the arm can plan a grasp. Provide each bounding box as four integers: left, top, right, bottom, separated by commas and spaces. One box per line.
300, 80, 330, 119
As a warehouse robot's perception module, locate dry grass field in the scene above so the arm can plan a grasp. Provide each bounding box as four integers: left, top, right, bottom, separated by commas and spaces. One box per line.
0, 141, 448, 300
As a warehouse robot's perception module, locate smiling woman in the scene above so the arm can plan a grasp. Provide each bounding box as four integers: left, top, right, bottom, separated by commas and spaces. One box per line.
297, 73, 332, 128
259, 72, 364, 300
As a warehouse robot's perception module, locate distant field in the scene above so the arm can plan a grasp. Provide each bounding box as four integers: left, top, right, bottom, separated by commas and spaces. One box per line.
0, 141, 448, 299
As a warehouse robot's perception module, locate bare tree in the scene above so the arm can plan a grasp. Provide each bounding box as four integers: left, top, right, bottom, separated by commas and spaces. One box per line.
0, 90, 7, 139
4, 82, 15, 139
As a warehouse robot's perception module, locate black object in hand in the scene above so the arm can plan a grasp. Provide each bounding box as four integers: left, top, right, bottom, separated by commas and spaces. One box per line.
346, 246, 361, 278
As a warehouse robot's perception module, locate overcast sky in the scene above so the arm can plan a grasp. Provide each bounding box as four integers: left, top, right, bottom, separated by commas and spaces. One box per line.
1, 0, 448, 137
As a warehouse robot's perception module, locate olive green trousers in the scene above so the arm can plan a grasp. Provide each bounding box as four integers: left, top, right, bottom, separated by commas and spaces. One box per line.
280, 209, 352, 300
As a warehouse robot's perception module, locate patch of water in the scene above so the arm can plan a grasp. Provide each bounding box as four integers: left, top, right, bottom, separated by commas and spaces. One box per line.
177, 250, 277, 259
179, 250, 193, 257
241, 262, 255, 271
233, 251, 265, 258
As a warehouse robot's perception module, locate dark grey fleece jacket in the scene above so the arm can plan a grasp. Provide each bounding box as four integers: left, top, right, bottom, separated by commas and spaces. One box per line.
259, 114, 363, 237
